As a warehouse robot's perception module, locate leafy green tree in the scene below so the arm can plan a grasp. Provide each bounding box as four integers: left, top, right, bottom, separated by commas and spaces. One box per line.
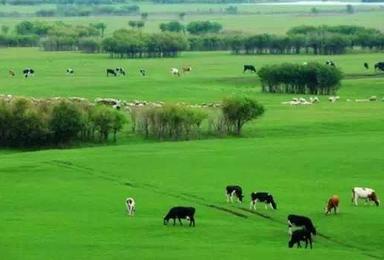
1, 25, 9, 35
186, 21, 222, 35
221, 96, 265, 136
159, 21, 185, 33
141, 12, 148, 20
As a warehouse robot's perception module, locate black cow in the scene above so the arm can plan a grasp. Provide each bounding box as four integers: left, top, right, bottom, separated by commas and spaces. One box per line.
23, 68, 34, 78
163, 206, 195, 227
250, 192, 277, 210
116, 67, 126, 76
139, 68, 146, 76
288, 214, 317, 236
325, 60, 336, 67
243, 65, 256, 73
226, 185, 244, 203
364, 62, 369, 70
288, 229, 313, 249
374, 62, 384, 72
106, 68, 117, 77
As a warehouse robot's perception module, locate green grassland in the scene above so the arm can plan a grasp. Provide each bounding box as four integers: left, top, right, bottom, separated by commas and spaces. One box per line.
0, 3, 384, 35
0, 47, 384, 259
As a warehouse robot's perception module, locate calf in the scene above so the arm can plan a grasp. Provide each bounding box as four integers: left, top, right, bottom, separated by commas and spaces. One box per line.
23, 68, 34, 78
116, 67, 126, 76
125, 197, 135, 216
243, 64, 256, 73
288, 214, 317, 236
250, 192, 277, 210
171, 68, 180, 76
163, 206, 195, 226
288, 229, 313, 249
226, 185, 244, 203
352, 187, 380, 206
325, 195, 339, 215
106, 68, 117, 77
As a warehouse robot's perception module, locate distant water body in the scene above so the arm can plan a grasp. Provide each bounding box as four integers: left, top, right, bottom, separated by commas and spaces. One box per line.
240, 1, 384, 5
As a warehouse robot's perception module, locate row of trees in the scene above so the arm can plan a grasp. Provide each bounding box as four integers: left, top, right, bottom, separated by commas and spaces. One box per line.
102, 29, 188, 58
0, 97, 126, 147
1, 0, 128, 5
131, 97, 265, 140
36, 4, 140, 17
258, 63, 343, 95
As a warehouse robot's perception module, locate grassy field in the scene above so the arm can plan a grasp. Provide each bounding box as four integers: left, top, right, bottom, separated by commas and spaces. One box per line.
0, 3, 383, 34
0, 48, 384, 259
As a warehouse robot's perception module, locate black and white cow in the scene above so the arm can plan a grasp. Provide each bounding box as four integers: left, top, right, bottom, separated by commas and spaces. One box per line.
288, 229, 313, 249
106, 68, 117, 77
325, 60, 336, 67
23, 68, 34, 78
364, 62, 369, 70
243, 65, 256, 73
66, 68, 74, 75
125, 197, 135, 216
226, 185, 244, 203
288, 214, 317, 236
163, 206, 195, 227
250, 192, 277, 210
116, 67, 126, 76
374, 62, 384, 72
139, 68, 146, 76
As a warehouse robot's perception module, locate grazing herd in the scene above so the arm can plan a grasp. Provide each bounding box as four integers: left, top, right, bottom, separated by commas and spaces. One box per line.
125, 185, 379, 250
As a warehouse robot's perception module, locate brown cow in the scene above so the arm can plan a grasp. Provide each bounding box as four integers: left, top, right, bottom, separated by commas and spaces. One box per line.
325, 195, 339, 215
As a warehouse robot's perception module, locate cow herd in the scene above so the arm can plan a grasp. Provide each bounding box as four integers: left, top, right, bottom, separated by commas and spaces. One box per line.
125, 185, 379, 249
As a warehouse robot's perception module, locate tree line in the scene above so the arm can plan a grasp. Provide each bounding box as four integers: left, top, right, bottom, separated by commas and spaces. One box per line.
258, 62, 343, 95
0, 96, 265, 147
0, 97, 126, 147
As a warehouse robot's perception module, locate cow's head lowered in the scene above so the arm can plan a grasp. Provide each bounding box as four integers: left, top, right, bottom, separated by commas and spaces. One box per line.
163, 214, 171, 225
368, 192, 380, 206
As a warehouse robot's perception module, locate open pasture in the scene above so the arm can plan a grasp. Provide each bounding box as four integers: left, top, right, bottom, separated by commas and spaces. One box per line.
0, 48, 384, 259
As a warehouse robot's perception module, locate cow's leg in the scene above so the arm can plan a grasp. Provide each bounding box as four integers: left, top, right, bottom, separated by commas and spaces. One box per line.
173, 218, 176, 226
309, 237, 312, 249
178, 218, 182, 225
354, 196, 358, 206
288, 221, 293, 235
226, 193, 230, 202
269, 203, 274, 209
297, 241, 301, 248
190, 217, 195, 227
305, 238, 308, 248
230, 191, 236, 203
249, 200, 253, 209
265, 203, 268, 210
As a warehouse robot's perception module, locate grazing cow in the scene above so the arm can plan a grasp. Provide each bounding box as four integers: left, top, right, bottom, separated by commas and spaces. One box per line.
352, 187, 380, 206
23, 68, 34, 78
106, 68, 117, 77
116, 67, 126, 76
288, 214, 317, 236
364, 62, 369, 70
325, 195, 339, 215
226, 185, 244, 203
325, 60, 336, 67
171, 68, 180, 76
328, 96, 340, 103
243, 64, 256, 73
163, 206, 195, 226
139, 68, 146, 76
9, 70, 15, 77
125, 197, 135, 216
66, 68, 74, 75
182, 66, 192, 73
374, 62, 384, 72
288, 229, 313, 249
250, 192, 277, 210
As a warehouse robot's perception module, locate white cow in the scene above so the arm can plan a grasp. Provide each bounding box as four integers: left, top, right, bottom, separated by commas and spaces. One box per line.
352, 187, 380, 206
171, 68, 180, 76
125, 197, 136, 216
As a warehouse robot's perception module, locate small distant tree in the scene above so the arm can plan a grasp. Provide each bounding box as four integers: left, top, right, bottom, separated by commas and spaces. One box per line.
221, 96, 265, 136
311, 7, 319, 14
141, 12, 148, 20
186, 21, 223, 35
136, 21, 145, 30
128, 20, 137, 29
1, 25, 9, 35
111, 110, 127, 142
92, 106, 114, 141
159, 21, 185, 33
179, 12, 186, 20
225, 6, 238, 14
346, 4, 354, 14
91, 22, 106, 38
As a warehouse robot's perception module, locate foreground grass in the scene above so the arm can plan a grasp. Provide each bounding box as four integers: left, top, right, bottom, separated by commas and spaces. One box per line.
0, 48, 384, 259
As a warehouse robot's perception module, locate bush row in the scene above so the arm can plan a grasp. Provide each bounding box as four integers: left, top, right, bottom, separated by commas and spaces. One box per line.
0, 97, 126, 147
